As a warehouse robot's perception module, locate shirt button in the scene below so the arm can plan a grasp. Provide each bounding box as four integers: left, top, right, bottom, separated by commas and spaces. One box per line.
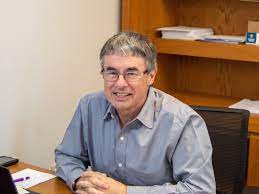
120, 136, 124, 141
118, 163, 123, 167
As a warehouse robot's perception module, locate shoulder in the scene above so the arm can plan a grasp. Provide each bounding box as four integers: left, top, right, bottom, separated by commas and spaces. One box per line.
153, 88, 207, 145
80, 90, 106, 103
153, 88, 200, 125
78, 90, 109, 111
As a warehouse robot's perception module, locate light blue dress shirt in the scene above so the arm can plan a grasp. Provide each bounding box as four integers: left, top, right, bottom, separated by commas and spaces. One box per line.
55, 87, 216, 194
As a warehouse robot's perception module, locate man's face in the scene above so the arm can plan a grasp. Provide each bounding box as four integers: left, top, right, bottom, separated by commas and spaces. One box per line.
102, 54, 156, 116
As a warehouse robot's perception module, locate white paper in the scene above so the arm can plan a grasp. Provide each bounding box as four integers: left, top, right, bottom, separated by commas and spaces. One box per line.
16, 185, 29, 194
12, 168, 56, 189
229, 99, 259, 114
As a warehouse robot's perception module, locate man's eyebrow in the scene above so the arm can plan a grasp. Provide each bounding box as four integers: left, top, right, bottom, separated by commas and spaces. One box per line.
126, 67, 139, 71
105, 67, 117, 71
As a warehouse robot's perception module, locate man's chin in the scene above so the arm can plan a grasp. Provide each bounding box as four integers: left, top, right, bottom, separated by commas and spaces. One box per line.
113, 103, 130, 112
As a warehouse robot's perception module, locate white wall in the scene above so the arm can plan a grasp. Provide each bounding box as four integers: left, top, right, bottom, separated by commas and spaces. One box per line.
0, 0, 120, 168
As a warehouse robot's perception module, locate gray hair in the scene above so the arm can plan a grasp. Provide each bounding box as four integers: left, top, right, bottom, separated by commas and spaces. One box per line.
100, 31, 157, 72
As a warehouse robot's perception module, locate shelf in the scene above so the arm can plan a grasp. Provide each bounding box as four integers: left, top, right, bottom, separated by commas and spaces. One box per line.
154, 38, 259, 63
171, 91, 259, 133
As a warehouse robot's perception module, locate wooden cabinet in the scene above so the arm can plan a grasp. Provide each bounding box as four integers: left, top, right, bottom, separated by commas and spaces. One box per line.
248, 135, 259, 186
122, 0, 259, 186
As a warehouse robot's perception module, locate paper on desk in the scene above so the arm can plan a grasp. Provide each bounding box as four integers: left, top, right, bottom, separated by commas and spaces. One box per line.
229, 99, 259, 114
16, 185, 29, 194
12, 168, 56, 189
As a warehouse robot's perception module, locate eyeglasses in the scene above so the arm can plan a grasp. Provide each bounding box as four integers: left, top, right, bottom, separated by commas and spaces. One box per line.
101, 69, 148, 82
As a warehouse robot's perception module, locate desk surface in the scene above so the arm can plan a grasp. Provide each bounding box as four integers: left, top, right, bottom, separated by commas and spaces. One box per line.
9, 162, 72, 194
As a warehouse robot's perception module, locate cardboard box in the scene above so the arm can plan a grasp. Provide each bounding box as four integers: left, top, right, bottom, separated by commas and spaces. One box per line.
248, 20, 259, 33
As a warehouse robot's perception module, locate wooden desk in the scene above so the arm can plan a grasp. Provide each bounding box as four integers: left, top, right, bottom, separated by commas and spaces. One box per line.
9, 162, 72, 194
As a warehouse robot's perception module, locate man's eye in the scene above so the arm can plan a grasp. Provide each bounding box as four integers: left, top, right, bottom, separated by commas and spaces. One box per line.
126, 72, 138, 76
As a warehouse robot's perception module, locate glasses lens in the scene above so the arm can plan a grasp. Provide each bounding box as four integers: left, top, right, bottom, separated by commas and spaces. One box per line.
102, 70, 118, 81
125, 71, 140, 81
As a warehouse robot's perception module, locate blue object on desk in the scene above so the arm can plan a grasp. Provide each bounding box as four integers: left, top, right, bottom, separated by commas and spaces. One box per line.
246, 32, 257, 44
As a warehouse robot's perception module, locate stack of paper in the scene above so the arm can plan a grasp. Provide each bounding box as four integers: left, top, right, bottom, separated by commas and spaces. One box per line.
157, 26, 214, 40
229, 99, 259, 114
199, 35, 246, 44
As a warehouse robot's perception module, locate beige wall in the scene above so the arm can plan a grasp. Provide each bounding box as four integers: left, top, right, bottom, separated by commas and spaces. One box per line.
0, 0, 120, 168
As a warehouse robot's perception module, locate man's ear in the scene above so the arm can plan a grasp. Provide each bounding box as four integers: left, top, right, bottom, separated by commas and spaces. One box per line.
148, 67, 157, 85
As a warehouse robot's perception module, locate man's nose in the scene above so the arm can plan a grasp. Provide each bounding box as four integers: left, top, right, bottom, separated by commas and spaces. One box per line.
115, 74, 128, 86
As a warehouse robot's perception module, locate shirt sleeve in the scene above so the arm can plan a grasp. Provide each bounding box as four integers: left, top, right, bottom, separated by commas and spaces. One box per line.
55, 100, 89, 190
127, 114, 216, 194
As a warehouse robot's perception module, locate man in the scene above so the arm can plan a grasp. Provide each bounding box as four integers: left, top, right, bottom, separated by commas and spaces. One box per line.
55, 32, 216, 194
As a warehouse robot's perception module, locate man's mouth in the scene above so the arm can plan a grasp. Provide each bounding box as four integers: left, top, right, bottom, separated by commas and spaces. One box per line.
113, 92, 132, 97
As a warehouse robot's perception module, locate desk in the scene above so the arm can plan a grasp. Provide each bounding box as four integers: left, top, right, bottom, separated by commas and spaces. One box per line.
9, 162, 72, 194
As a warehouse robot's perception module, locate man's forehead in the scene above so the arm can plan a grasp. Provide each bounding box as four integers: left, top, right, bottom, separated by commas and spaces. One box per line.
103, 54, 146, 69
105, 66, 140, 71
103, 54, 144, 60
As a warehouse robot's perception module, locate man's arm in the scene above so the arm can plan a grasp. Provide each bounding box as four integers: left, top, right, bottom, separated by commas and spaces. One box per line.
55, 101, 89, 190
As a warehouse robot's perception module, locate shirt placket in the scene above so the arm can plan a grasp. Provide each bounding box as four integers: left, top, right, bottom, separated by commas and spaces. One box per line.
115, 128, 128, 182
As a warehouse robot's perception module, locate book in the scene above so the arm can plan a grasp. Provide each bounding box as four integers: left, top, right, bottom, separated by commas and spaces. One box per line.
157, 26, 214, 40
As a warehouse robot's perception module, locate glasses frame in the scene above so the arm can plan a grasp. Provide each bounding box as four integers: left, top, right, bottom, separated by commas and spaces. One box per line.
101, 69, 149, 82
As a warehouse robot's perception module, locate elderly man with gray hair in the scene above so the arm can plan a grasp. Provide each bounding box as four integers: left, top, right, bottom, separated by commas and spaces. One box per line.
55, 32, 216, 194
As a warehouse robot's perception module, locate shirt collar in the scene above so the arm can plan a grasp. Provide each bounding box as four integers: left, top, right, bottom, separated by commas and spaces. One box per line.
136, 87, 156, 129
103, 87, 158, 129
103, 103, 116, 120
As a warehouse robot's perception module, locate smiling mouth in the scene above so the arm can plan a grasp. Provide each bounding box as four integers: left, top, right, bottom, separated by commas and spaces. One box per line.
113, 92, 132, 97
